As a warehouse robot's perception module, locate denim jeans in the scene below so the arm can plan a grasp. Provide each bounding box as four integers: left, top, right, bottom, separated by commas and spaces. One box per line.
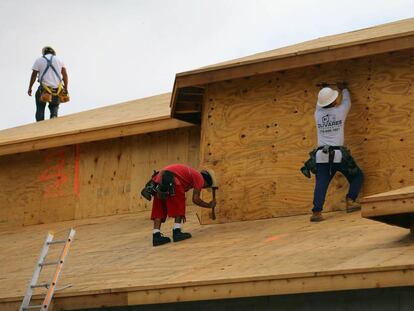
35, 86, 60, 121
312, 163, 364, 212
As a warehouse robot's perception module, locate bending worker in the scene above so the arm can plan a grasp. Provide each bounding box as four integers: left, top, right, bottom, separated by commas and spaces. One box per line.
141, 164, 216, 246
28, 46, 69, 121
302, 82, 364, 222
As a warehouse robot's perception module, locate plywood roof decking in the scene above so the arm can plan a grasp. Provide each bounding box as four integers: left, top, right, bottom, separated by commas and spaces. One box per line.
171, 18, 414, 117
1, 211, 414, 309
362, 186, 414, 230
363, 186, 414, 203
180, 18, 414, 76
0, 93, 194, 156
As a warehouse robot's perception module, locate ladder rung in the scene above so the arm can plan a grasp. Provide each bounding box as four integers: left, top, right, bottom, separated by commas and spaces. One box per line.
30, 283, 50, 289
23, 305, 42, 310
39, 260, 60, 266
47, 240, 66, 245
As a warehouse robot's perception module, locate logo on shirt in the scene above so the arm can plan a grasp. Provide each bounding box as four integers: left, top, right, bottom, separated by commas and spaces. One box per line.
318, 114, 342, 133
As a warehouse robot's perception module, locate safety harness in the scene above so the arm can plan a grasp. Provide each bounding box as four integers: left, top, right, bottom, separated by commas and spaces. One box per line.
39, 55, 63, 96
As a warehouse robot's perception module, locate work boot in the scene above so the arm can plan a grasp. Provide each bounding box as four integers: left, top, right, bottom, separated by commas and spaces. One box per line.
346, 197, 361, 213
153, 232, 171, 247
172, 228, 192, 242
310, 212, 324, 222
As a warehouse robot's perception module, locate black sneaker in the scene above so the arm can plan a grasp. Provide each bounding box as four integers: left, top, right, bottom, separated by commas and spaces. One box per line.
153, 232, 171, 247
172, 228, 192, 242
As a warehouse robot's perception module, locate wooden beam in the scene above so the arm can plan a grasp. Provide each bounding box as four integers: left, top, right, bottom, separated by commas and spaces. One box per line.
177, 94, 204, 103
175, 101, 201, 112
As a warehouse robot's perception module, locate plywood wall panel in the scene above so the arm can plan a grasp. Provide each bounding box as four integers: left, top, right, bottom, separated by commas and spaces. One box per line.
0, 146, 78, 229
200, 50, 414, 223
0, 127, 200, 230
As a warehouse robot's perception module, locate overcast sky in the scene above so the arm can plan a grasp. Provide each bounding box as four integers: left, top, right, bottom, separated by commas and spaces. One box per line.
0, 0, 413, 130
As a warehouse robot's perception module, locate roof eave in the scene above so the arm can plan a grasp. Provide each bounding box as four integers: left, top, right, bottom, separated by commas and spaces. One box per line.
0, 118, 194, 157
171, 33, 414, 118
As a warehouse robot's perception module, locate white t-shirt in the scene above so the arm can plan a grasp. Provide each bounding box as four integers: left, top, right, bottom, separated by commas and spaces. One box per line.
32, 54, 65, 88
314, 89, 351, 163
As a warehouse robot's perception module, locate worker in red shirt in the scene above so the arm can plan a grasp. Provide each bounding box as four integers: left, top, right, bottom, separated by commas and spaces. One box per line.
141, 164, 217, 246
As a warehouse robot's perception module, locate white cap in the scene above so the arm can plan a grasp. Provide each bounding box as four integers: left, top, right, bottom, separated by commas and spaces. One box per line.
317, 87, 339, 107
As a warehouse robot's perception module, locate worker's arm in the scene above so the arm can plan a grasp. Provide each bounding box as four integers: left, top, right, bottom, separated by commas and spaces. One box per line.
192, 189, 216, 209
27, 70, 38, 96
336, 82, 351, 113
61, 67, 68, 91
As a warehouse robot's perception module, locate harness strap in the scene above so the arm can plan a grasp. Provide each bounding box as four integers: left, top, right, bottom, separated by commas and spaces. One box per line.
39, 55, 63, 95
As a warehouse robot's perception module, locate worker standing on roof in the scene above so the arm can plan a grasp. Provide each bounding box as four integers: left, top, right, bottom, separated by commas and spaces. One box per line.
141, 164, 217, 246
27, 46, 69, 122
301, 82, 364, 222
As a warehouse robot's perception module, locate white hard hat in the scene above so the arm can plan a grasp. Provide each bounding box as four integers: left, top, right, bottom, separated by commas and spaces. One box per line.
317, 87, 339, 107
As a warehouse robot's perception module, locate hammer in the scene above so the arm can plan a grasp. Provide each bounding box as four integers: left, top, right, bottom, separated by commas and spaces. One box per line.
205, 168, 219, 221
211, 186, 218, 220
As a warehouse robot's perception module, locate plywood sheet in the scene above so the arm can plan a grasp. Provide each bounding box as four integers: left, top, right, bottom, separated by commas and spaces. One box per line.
0, 93, 194, 156
199, 50, 414, 223
363, 186, 414, 203
0, 93, 171, 145
0, 211, 413, 309
182, 19, 414, 75
0, 127, 200, 230
361, 186, 414, 230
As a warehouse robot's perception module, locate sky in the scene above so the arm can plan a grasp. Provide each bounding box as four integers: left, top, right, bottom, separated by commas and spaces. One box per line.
0, 0, 413, 130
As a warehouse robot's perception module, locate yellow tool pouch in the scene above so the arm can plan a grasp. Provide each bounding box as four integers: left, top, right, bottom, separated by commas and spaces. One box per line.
59, 89, 70, 103
40, 89, 53, 102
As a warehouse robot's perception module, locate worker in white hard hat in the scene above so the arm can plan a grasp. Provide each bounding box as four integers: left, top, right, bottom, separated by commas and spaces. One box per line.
309, 82, 364, 222
27, 46, 69, 121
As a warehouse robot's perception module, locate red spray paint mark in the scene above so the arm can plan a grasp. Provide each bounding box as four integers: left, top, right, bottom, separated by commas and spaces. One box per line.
74, 144, 80, 197
266, 233, 289, 242
39, 150, 68, 198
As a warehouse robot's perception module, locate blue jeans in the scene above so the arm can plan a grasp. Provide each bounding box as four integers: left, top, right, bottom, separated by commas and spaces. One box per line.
35, 86, 60, 121
312, 163, 364, 212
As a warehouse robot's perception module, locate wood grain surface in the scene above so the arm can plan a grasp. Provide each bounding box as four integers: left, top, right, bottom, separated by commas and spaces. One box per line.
1, 211, 413, 310
199, 50, 414, 223
0, 127, 200, 230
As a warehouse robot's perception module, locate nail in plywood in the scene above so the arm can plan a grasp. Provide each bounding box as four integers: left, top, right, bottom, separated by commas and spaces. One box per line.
362, 186, 414, 230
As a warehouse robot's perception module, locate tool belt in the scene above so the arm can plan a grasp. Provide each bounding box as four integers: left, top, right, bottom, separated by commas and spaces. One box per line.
300, 146, 361, 178
155, 170, 176, 200
40, 84, 70, 103
140, 170, 176, 201
141, 170, 159, 201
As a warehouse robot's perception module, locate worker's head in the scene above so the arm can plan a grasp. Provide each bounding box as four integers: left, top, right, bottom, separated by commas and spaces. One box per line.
42, 46, 56, 56
200, 170, 213, 188
317, 87, 339, 108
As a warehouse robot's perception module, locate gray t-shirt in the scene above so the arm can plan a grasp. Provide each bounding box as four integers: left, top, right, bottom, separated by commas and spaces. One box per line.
314, 89, 351, 163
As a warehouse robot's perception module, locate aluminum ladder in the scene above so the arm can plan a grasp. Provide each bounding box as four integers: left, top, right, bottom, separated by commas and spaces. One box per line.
20, 228, 76, 311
